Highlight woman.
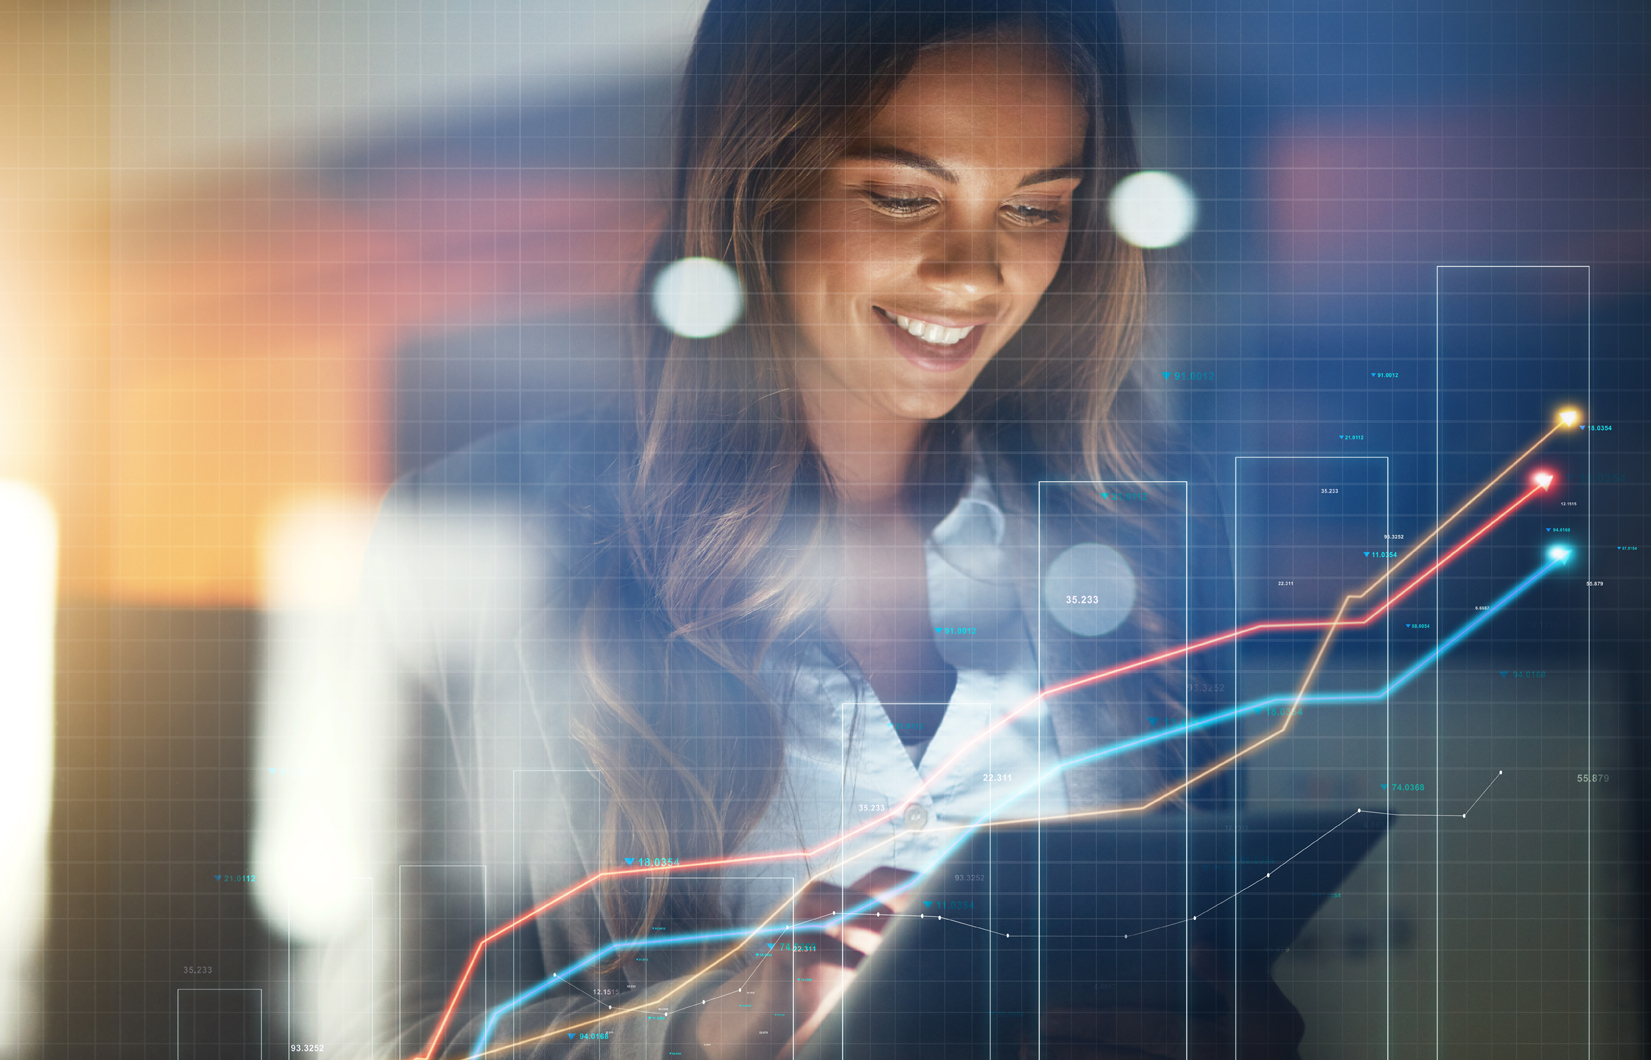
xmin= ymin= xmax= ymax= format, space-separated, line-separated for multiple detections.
xmin=327 ymin=1 xmax=1288 ymax=1057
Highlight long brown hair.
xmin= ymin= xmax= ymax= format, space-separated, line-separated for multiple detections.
xmin=571 ymin=0 xmax=1155 ymax=959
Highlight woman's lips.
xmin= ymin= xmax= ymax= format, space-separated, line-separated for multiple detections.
xmin=873 ymin=306 xmax=988 ymax=371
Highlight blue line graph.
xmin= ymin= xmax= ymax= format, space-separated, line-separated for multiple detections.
xmin=468 ymin=552 xmax=1566 ymax=1057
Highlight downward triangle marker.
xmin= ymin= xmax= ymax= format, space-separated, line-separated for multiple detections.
xmin=623 ymin=858 xmax=634 ymax=865
xmin=766 ymin=942 xmax=775 ymax=949
xmin=1380 ymin=784 xmax=1387 ymax=790
xmin=568 ymin=1032 xmax=576 ymax=1039
xmin=1500 ymin=671 xmax=1508 ymax=678
xmin=214 ymin=875 xmax=221 ymax=881
xmin=923 ymin=901 xmax=932 ymax=908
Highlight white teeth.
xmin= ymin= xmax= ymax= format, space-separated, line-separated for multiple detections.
xmin=890 ymin=313 xmax=974 ymax=346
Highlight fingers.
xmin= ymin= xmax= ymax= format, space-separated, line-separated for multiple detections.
xmin=697 ymin=942 xmax=857 ymax=1059
xmin=795 ymin=874 xmax=908 ymax=958
xmin=849 ymin=865 xmax=920 ymax=913
xmin=782 ymin=961 xmax=856 ymax=1053
xmin=825 ymin=920 xmax=886 ymax=958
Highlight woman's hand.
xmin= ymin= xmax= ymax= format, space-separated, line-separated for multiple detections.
xmin=692 ymin=867 xmax=916 ymax=1059
xmin=1032 ymin=943 xmax=1304 ymax=1060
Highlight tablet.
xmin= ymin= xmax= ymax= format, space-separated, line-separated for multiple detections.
xmin=796 ymin=809 xmax=1390 ymax=1059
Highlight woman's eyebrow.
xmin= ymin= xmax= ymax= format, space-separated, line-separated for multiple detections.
xmin=855 ymin=145 xmax=958 ymax=183
xmin=1016 ymin=165 xmax=1083 ymax=188
xmin=851 ymin=146 xmax=1083 ymax=189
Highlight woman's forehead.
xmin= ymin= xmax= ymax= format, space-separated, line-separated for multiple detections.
xmin=865 ymin=39 xmax=1087 ymax=170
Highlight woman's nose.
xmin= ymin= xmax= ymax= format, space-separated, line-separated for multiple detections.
xmin=917 ymin=217 xmax=1004 ymax=299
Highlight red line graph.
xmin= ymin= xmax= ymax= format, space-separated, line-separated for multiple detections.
xmin=415 ymin=469 xmax=1555 ymax=1059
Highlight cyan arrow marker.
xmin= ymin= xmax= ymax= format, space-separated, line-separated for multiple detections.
xmin=623 ymin=858 xmax=634 ymax=866
xmin=923 ymin=901 xmax=932 ymax=908
xmin=766 ymin=941 xmax=775 ymax=949
xmin=1500 ymin=671 xmax=1508 ymax=678
xmin=1380 ymin=784 xmax=1387 ymax=790
xmin=214 ymin=875 xmax=221 ymax=881
xmin=568 ymin=1032 xmax=576 ymax=1039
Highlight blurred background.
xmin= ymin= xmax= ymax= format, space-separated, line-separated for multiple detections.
xmin=0 ymin=0 xmax=1647 ymax=1056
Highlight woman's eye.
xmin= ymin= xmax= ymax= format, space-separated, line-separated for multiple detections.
xmin=861 ymin=191 xmax=1065 ymax=224
xmin=864 ymin=191 xmax=938 ymax=215
xmin=1004 ymin=203 xmax=1066 ymax=225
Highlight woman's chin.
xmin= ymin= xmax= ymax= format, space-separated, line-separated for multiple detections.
xmin=880 ymin=388 xmax=973 ymax=423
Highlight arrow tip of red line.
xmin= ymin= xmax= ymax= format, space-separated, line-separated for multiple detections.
xmin=1534 ymin=471 xmax=1554 ymax=490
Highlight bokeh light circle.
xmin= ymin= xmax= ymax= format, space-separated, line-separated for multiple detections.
xmin=1043 ymin=542 xmax=1137 ymax=637
xmin=1107 ymin=170 xmax=1198 ymax=249
xmin=651 ymin=256 xmax=744 ymax=338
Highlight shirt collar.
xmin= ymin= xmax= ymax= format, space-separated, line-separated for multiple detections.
xmin=927 ymin=446 xmax=1009 ymax=580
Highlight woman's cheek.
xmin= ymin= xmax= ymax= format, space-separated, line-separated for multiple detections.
xmin=847 ymin=213 xmax=920 ymax=285
xmin=1010 ymin=227 xmax=1071 ymax=296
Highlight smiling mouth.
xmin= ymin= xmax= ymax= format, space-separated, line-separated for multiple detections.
xmin=875 ymin=307 xmax=977 ymax=347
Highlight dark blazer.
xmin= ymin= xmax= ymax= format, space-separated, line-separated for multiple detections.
xmin=314 ymin=414 xmax=1234 ymax=1058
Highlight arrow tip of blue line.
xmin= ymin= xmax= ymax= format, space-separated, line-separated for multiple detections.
xmin=1547 ymin=545 xmax=1572 ymax=562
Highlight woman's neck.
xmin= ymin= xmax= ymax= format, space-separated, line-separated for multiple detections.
xmin=805 ymin=403 xmax=955 ymax=720
xmin=803 ymin=399 xmax=924 ymax=516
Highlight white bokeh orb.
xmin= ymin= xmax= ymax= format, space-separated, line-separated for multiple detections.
xmin=1107 ymin=170 xmax=1198 ymax=249
xmin=651 ymin=256 xmax=744 ymax=339
xmin=1043 ymin=542 xmax=1137 ymax=637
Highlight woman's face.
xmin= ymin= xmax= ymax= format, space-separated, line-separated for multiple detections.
xmin=782 ymin=38 xmax=1087 ymax=427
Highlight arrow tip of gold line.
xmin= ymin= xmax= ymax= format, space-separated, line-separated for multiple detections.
xmin=1559 ymin=409 xmax=1579 ymax=427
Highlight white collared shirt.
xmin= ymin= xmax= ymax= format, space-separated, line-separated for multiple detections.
xmin=726 ymin=459 xmax=1067 ymax=924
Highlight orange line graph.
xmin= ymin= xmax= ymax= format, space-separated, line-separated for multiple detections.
xmin=416 ymin=414 xmax=1572 ymax=1059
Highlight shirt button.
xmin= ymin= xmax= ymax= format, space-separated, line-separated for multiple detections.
xmin=902 ymin=803 xmax=929 ymax=832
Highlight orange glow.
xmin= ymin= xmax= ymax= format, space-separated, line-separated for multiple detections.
xmin=108 ymin=341 xmax=383 ymax=606
xmin=99 ymin=170 xmax=657 ymax=605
